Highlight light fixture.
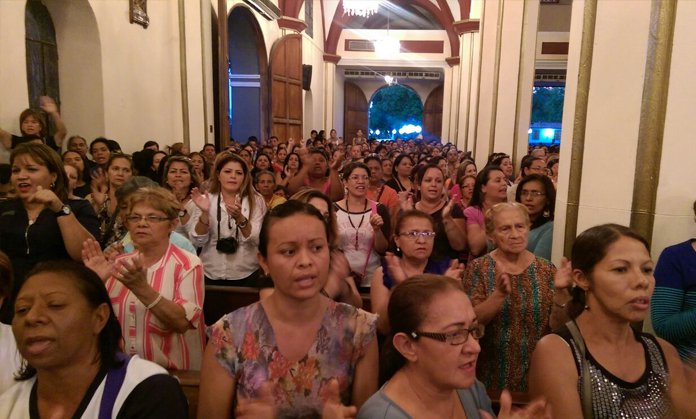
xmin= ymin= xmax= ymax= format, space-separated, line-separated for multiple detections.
xmin=373 ymin=8 xmax=400 ymax=58
xmin=343 ymin=0 xmax=381 ymax=18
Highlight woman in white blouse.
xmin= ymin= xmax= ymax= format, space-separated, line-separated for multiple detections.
xmin=189 ymin=152 xmax=267 ymax=286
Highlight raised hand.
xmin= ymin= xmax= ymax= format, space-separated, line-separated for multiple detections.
xmin=331 ymin=150 xmax=345 ymax=170
xmin=329 ymin=249 xmax=351 ymax=282
xmin=38 ymin=96 xmax=59 ymax=114
xmin=103 ymin=242 xmax=126 ymax=263
xmin=398 ymin=191 xmax=414 ymax=211
xmin=442 ymin=197 xmax=455 ymax=219
xmin=444 ymin=259 xmax=465 ymax=280
xmin=82 ymin=238 xmax=113 ymax=281
xmin=28 ymin=185 xmax=62 ymax=212
xmin=191 ymin=187 xmax=211 ymax=212
xmin=235 ymin=383 xmax=277 ymax=419
xmin=322 ymin=379 xmax=357 ymax=419
xmin=493 ymin=265 xmax=512 ymax=296
xmin=496 ymin=390 xmax=552 ymax=419
xmin=369 ymin=213 xmax=384 ymax=231
xmin=554 ymin=257 xmax=573 ymax=290
xmin=112 ymin=253 xmax=148 ymax=291
xmin=90 ymin=169 xmax=109 ymax=206
xmin=384 ymin=252 xmax=408 ymax=285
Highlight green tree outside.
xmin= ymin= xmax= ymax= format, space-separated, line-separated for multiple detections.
xmin=369 ymin=85 xmax=423 ymax=138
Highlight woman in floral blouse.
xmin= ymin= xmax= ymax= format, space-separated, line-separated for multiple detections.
xmin=198 ymin=200 xmax=378 ymax=418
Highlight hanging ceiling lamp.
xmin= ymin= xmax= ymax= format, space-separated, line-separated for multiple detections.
xmin=343 ymin=0 xmax=381 ymax=18
xmin=374 ymin=7 xmax=400 ymax=58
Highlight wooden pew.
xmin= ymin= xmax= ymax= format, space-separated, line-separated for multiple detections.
xmin=170 ymin=369 xmax=200 ymax=419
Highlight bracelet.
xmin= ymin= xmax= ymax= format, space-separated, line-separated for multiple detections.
xmin=145 ymin=294 xmax=163 ymax=310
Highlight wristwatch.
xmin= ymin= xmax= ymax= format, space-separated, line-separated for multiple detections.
xmin=237 ymin=217 xmax=249 ymax=229
xmin=55 ymin=204 xmax=72 ymax=217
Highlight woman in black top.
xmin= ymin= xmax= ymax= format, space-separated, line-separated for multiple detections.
xmin=0 ymin=96 xmax=67 ymax=152
xmin=0 ymin=144 xmax=99 ymax=323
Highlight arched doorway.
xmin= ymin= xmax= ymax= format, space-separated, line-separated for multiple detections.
xmin=423 ymin=85 xmax=444 ymax=141
xmin=368 ymin=85 xmax=423 ymax=140
xmin=344 ymin=82 xmax=368 ymax=142
xmin=43 ymin=0 xmax=104 ymax=140
xmin=227 ymin=6 xmax=268 ymax=144
xmin=269 ymin=34 xmax=303 ymax=142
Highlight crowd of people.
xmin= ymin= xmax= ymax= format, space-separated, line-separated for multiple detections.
xmin=0 ymin=102 xmax=695 ymax=418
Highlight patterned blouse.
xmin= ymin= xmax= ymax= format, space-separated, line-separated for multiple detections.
xmin=209 ymin=300 xmax=377 ymax=418
xmin=463 ymin=254 xmax=557 ymax=392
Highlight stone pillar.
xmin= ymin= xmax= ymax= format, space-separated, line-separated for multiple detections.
xmin=441 ymin=57 xmax=461 ymax=144
xmin=470 ymin=0 xmax=539 ymax=168
xmin=323 ymin=53 xmax=341 ymax=137
xmin=453 ymin=21 xmax=481 ymax=154
xmin=552 ymin=0 xmax=692 ymax=266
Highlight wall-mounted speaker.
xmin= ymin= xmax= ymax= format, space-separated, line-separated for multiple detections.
xmin=302 ymin=64 xmax=312 ymax=91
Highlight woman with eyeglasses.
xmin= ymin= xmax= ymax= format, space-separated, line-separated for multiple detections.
xmin=359 ymin=274 xmax=550 ymax=419
xmin=514 ymin=174 xmax=555 ymax=260
xmin=82 ymin=187 xmax=205 ymax=370
xmin=463 ymin=202 xmax=570 ymax=392
xmin=334 ymin=162 xmax=390 ymax=289
xmin=371 ymin=211 xmax=464 ymax=334
xmin=410 ymin=164 xmax=468 ymax=265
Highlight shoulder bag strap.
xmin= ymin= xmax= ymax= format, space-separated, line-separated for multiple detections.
xmin=565 ymin=320 xmax=593 ymax=419
xmin=99 ymin=353 xmax=131 ymax=419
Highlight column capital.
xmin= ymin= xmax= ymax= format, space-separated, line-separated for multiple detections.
xmin=323 ymin=53 xmax=341 ymax=64
xmin=453 ymin=19 xmax=480 ymax=34
xmin=446 ymin=56 xmax=461 ymax=67
xmin=277 ymin=16 xmax=307 ymax=32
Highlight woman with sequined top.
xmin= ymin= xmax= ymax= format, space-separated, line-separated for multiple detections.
xmin=529 ymin=224 xmax=696 ymax=418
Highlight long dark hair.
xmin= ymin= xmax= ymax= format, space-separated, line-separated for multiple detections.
xmin=381 ymin=275 xmax=465 ymax=382
xmin=567 ymin=224 xmax=650 ymax=318
xmin=15 ymin=261 xmax=123 ymax=380
xmin=468 ymin=165 xmax=503 ymax=209
xmin=515 ymin=174 xmax=556 ymax=229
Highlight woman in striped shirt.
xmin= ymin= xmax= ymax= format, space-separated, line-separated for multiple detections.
xmin=83 ymin=186 xmax=205 ymax=370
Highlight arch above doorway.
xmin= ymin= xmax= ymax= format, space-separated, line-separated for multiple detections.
xmin=227 ymin=5 xmax=269 ymax=144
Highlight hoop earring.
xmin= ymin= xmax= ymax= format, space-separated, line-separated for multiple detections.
xmin=543 ymin=209 xmax=551 ymax=218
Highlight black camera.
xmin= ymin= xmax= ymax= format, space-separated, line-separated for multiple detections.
xmin=216 ymin=237 xmax=239 ymax=254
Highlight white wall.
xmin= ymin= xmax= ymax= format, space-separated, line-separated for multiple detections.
xmin=652 ymin=0 xmax=696 ymax=259
xmin=0 ymin=2 xmax=29 ymax=162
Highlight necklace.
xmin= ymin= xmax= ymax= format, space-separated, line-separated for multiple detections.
xmin=345 ymin=198 xmax=367 ymax=250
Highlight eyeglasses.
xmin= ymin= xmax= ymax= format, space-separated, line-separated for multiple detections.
xmin=348 ymin=175 xmax=370 ymax=182
xmin=399 ymin=231 xmax=436 ymax=240
xmin=125 ymin=214 xmax=172 ymax=224
xmin=411 ymin=324 xmax=485 ymax=345
xmin=520 ymin=190 xmax=545 ymax=198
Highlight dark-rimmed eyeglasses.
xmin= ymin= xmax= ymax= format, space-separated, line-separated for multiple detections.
xmin=410 ymin=324 xmax=485 ymax=345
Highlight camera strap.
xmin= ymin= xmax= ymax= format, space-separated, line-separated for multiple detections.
xmin=217 ymin=193 xmax=239 ymax=240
